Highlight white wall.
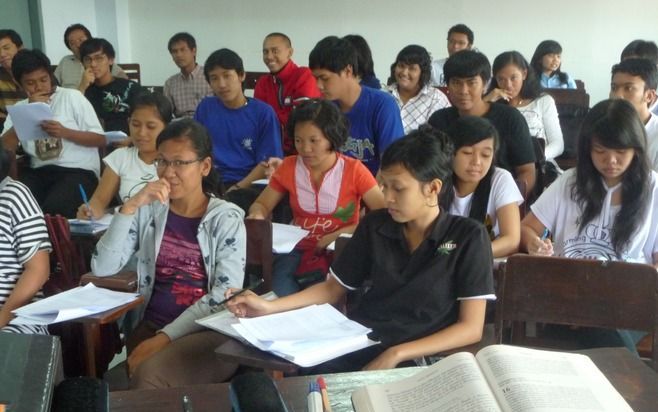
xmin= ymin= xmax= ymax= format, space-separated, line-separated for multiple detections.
xmin=38 ymin=0 xmax=658 ymax=104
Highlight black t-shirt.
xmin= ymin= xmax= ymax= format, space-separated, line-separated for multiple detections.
xmin=85 ymin=78 xmax=142 ymax=134
xmin=331 ymin=209 xmax=494 ymax=347
xmin=428 ymin=104 xmax=536 ymax=173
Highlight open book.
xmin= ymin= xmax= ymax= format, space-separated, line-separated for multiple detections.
xmin=352 ymin=345 xmax=632 ymax=412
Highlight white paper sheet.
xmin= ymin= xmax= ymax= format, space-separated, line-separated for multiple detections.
xmin=68 ymin=213 xmax=114 ymax=234
xmin=7 ymin=102 xmax=53 ymax=141
xmin=272 ymin=222 xmax=309 ymax=253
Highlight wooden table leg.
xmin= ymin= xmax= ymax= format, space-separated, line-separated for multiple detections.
xmin=82 ymin=322 xmax=101 ymax=378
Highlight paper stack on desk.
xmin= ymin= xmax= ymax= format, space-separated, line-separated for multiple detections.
xmin=68 ymin=213 xmax=114 ymax=234
xmin=272 ymin=223 xmax=309 ymax=253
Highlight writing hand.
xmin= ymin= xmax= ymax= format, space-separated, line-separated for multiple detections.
xmin=529 ymin=237 xmax=554 ymax=256
xmin=225 ymin=289 xmax=272 ymax=318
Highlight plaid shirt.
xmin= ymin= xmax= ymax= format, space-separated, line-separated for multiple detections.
xmin=387 ymin=84 xmax=451 ymax=134
xmin=163 ymin=64 xmax=212 ymax=118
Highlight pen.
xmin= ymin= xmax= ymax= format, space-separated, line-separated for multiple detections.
xmin=317 ymin=376 xmax=332 ymax=412
xmin=78 ymin=184 xmax=94 ymax=223
xmin=218 ymin=278 xmax=264 ymax=307
xmin=182 ymin=395 xmax=193 ymax=412
xmin=307 ymin=382 xmax=323 ymax=412
xmin=540 ymin=228 xmax=550 ymax=240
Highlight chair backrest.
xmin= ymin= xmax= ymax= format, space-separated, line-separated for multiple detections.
xmin=244 ymin=219 xmax=274 ymax=293
xmin=243 ymin=71 xmax=268 ymax=91
xmin=543 ymin=88 xmax=590 ymax=167
xmin=43 ymin=214 xmax=87 ymax=296
xmin=495 ymin=254 xmax=658 ymax=369
xmin=119 ymin=63 xmax=141 ymax=84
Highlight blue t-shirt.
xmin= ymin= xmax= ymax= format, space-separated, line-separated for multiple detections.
xmin=341 ymin=86 xmax=404 ymax=175
xmin=194 ymin=96 xmax=283 ymax=183
xmin=540 ymin=72 xmax=577 ymax=89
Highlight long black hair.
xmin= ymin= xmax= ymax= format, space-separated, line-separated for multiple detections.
xmin=572 ymin=99 xmax=650 ymax=257
xmin=440 ymin=116 xmax=499 ymax=222
xmin=489 ymin=51 xmax=542 ymax=101
xmin=530 ymin=40 xmax=569 ymax=85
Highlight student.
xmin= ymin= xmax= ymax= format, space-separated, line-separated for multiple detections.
xmin=610 ymin=58 xmax=658 ymax=172
xmin=1 ymin=49 xmax=105 ymax=218
xmin=530 ymin=40 xmax=577 ymax=89
xmin=194 ymin=48 xmax=283 ymax=191
xmin=428 ymin=50 xmax=537 ymax=195
xmin=521 ymin=99 xmax=658 ymax=353
xmin=80 ymin=38 xmax=143 ymax=136
xmin=309 ymin=36 xmax=404 ymax=176
xmin=228 ymin=127 xmax=494 ymax=373
xmin=163 ymin=32 xmax=212 ymax=118
xmin=0 ymin=147 xmax=51 ymax=335
xmin=77 ymin=92 xmax=172 ymax=219
xmin=54 ymin=23 xmax=127 ymax=91
xmin=486 ymin=51 xmax=564 ymax=163
xmin=254 ymin=32 xmax=321 ymax=155
xmin=430 ymin=24 xmax=474 ymax=87
xmin=440 ymin=116 xmax=522 ymax=258
xmin=0 ymin=29 xmax=26 ymax=128
xmin=343 ymin=34 xmax=381 ymax=89
xmin=620 ymin=40 xmax=658 ymax=117
xmin=248 ymin=99 xmax=385 ymax=296
xmin=91 ymin=118 xmax=245 ymax=388
xmin=386 ymin=45 xmax=451 ymax=134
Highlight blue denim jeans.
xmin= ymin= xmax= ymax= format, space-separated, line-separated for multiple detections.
xmin=272 ymin=249 xmax=303 ymax=297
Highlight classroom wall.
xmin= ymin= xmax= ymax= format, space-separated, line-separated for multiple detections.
xmin=34 ymin=0 xmax=658 ymax=104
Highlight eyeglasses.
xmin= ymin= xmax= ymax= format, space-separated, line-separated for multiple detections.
xmin=154 ymin=158 xmax=202 ymax=170
xmin=82 ymin=54 xmax=107 ymax=65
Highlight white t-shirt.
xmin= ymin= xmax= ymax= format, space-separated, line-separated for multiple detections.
xmin=644 ymin=113 xmax=658 ymax=172
xmin=517 ymin=94 xmax=564 ymax=161
xmin=2 ymin=87 xmax=103 ymax=176
xmin=531 ymin=168 xmax=658 ymax=264
xmin=449 ymin=167 xmax=523 ymax=238
xmin=103 ymin=146 xmax=158 ymax=202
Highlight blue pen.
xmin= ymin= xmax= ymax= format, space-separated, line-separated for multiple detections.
xmin=540 ymin=228 xmax=550 ymax=240
xmin=78 ymin=184 xmax=94 ymax=224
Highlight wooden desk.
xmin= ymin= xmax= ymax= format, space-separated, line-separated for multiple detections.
xmin=110 ymin=347 xmax=658 ymax=412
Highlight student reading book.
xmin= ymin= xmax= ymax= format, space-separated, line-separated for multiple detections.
xmin=351 ymin=345 xmax=632 ymax=412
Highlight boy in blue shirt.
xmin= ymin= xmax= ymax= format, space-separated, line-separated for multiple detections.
xmin=195 ymin=49 xmax=282 ymax=190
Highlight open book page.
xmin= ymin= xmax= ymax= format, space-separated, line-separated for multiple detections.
xmin=476 ymin=345 xmax=633 ymax=412
xmin=352 ymin=352 xmax=501 ymax=412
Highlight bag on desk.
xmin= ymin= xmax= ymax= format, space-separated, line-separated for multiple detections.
xmin=229 ymin=372 xmax=288 ymax=412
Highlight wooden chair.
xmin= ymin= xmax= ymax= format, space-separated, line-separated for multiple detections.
xmin=119 ymin=63 xmax=141 ymax=84
xmin=244 ymin=218 xmax=274 ymax=293
xmin=544 ymin=88 xmax=590 ymax=170
xmin=243 ymin=71 xmax=268 ymax=91
xmin=495 ymin=254 xmax=658 ymax=371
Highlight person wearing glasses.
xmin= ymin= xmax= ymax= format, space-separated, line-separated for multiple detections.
xmin=80 ymin=38 xmax=143 ymax=138
xmin=92 ymin=118 xmax=246 ymax=389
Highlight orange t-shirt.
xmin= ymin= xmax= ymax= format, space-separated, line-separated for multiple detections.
xmin=269 ymin=154 xmax=377 ymax=250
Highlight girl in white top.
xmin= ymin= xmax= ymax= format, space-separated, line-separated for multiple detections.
xmin=77 ymin=92 xmax=172 ymax=219
xmin=522 ymin=99 xmax=658 ymax=267
xmin=485 ymin=51 xmax=564 ymax=162
xmin=441 ymin=116 xmax=523 ymax=258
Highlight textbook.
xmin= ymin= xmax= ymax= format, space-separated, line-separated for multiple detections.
xmin=351 ymin=345 xmax=632 ymax=412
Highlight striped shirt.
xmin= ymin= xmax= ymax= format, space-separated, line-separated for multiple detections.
xmin=163 ymin=64 xmax=213 ymax=118
xmin=0 ymin=177 xmax=51 ymax=334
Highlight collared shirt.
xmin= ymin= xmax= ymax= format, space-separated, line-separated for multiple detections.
xmin=0 ymin=68 xmax=26 ymax=126
xmin=330 ymin=209 xmax=494 ymax=347
xmin=387 ymin=84 xmax=451 ymax=134
xmin=164 ymin=64 xmax=212 ymax=118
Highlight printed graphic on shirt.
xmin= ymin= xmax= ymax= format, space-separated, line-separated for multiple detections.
xmin=124 ymin=173 xmax=156 ymax=202
xmin=341 ymin=136 xmax=375 ymax=160
xmin=34 ymin=137 xmax=62 ymax=160
xmin=333 ymin=201 xmax=356 ymax=223
xmin=560 ymin=222 xmax=619 ymax=260
xmin=241 ymin=137 xmax=254 ymax=152
xmin=156 ymin=228 xmax=206 ymax=306
xmin=101 ymin=82 xmax=135 ymax=113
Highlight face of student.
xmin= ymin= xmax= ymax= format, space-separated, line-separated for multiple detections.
xmin=67 ymin=29 xmax=89 ymax=59
xmin=156 ymin=138 xmax=211 ymax=200
xmin=169 ymin=41 xmax=196 ymax=71
xmin=0 ymin=37 xmax=20 ymax=71
xmin=294 ymin=121 xmax=334 ymax=169
xmin=590 ymin=139 xmax=635 ymax=187
xmin=262 ymin=36 xmax=292 ymax=74
xmin=447 ymin=76 xmax=485 ymax=113
xmin=494 ymin=63 xmax=526 ymax=100
xmin=19 ymin=68 xmax=53 ymax=97
xmin=312 ymin=68 xmax=350 ymax=100
xmin=453 ymin=138 xmax=495 ymax=185
xmin=610 ymin=72 xmax=655 ymax=117
xmin=129 ymin=106 xmax=166 ymax=154
xmin=380 ymin=163 xmax=441 ymax=224
xmin=394 ymin=62 xmax=422 ymax=94
xmin=82 ymin=49 xmax=114 ymax=83
xmin=447 ymin=33 xmax=471 ymax=56
xmin=207 ymin=66 xmax=245 ymax=107
xmin=541 ymin=53 xmax=561 ymax=74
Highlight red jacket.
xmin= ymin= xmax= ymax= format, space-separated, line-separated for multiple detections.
xmin=254 ymin=60 xmax=321 ymax=154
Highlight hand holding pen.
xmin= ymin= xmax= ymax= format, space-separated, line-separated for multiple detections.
xmin=225 ymin=279 xmax=274 ymax=318
xmin=531 ymin=228 xmax=554 ymax=256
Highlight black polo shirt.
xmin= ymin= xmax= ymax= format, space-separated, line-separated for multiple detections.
xmin=331 ymin=209 xmax=494 ymax=347
xmin=428 ymin=104 xmax=536 ymax=173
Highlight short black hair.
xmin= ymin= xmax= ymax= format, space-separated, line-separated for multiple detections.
xmin=444 ymin=49 xmax=491 ymax=84
xmin=167 ymin=32 xmax=197 ymax=52
xmin=388 ymin=44 xmax=432 ymax=88
xmin=11 ymin=49 xmax=52 ymax=83
xmin=308 ymin=36 xmax=358 ymax=75
xmin=287 ymin=99 xmax=349 ymax=151
xmin=620 ymin=40 xmax=658 ymax=65
xmin=447 ymin=24 xmax=474 ymax=46
xmin=63 ymin=24 xmax=91 ymax=49
xmin=0 ymin=29 xmax=23 ymax=48
xmin=203 ymin=48 xmax=244 ymax=82
xmin=79 ymin=38 xmax=116 ymax=61
xmin=131 ymin=91 xmax=174 ymax=124
xmin=265 ymin=32 xmax=291 ymax=48
xmin=343 ymin=34 xmax=375 ymax=78
xmin=611 ymin=58 xmax=658 ymax=91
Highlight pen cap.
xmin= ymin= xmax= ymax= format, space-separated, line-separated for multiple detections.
xmin=229 ymin=372 xmax=289 ymax=412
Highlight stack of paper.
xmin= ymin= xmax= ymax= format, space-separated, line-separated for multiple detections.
xmin=272 ymin=223 xmax=309 ymax=253
xmin=68 ymin=213 xmax=114 ymax=235
xmin=201 ymin=303 xmax=377 ymax=367
xmin=11 ymin=283 xmax=139 ymax=325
